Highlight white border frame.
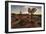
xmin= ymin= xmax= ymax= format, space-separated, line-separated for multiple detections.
xmin=8 ymin=2 xmax=44 ymax=32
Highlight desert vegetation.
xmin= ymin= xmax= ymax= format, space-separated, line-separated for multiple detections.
xmin=11 ymin=14 xmax=41 ymax=28
xmin=11 ymin=8 xmax=41 ymax=28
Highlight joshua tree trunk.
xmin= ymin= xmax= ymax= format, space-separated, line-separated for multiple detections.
xmin=28 ymin=12 xmax=33 ymax=23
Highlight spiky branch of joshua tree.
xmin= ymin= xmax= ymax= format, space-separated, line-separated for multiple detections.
xmin=28 ymin=8 xmax=37 ymax=15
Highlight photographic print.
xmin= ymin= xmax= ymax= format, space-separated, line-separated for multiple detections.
xmin=11 ymin=5 xmax=41 ymax=28
xmin=5 ymin=1 xmax=45 ymax=33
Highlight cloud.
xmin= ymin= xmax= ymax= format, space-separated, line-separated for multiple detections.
xmin=11 ymin=5 xmax=41 ymax=14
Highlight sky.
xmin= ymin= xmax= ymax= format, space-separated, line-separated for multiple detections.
xmin=11 ymin=5 xmax=41 ymax=14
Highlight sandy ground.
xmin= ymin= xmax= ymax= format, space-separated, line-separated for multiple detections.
xmin=11 ymin=13 xmax=41 ymax=28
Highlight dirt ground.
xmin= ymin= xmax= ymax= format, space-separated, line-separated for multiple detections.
xmin=11 ymin=13 xmax=41 ymax=28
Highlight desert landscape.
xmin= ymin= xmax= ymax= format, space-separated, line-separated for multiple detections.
xmin=11 ymin=5 xmax=41 ymax=28
xmin=11 ymin=13 xmax=41 ymax=28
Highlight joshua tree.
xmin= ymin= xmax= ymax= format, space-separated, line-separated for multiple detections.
xmin=28 ymin=8 xmax=37 ymax=23
xmin=28 ymin=8 xmax=37 ymax=15
xmin=20 ymin=10 xmax=22 ymax=14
